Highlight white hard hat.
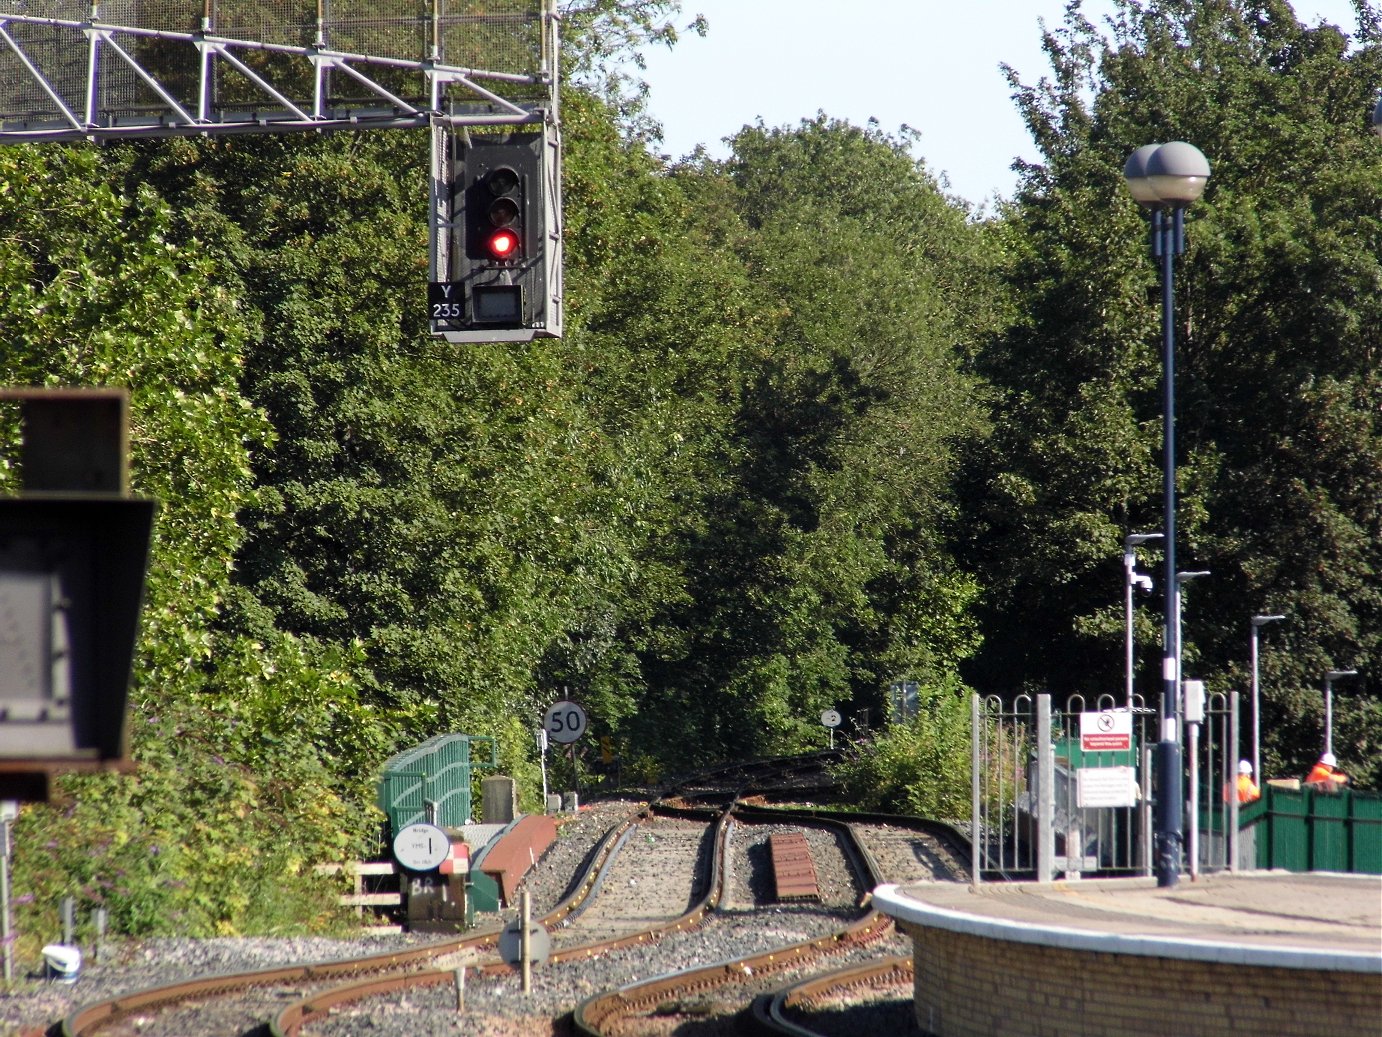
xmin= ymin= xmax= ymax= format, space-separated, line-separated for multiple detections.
xmin=1321 ymin=752 xmax=1337 ymax=767
xmin=1238 ymin=760 xmax=1253 ymax=775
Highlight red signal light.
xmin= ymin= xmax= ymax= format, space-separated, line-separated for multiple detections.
xmin=486 ymin=227 xmax=520 ymax=261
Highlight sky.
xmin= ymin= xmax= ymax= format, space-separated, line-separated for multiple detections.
xmin=634 ymin=1 xmax=1364 ymax=209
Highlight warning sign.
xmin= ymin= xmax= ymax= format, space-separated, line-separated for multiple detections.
xmin=1080 ymin=711 xmax=1132 ymax=752
xmin=1077 ymin=766 xmax=1138 ymax=808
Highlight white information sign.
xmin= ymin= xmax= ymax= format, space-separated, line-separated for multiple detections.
xmin=820 ymin=709 xmax=842 ymax=729
xmin=1076 ymin=766 xmax=1138 ymax=808
xmin=543 ymin=699 xmax=588 ymax=744
xmin=392 ymin=822 xmax=451 ymax=871
xmin=1080 ymin=710 xmax=1132 ymax=752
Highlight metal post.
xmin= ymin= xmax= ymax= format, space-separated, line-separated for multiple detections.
xmin=520 ymin=887 xmax=532 ymax=993
xmin=1326 ymin=679 xmax=1333 ymax=756
xmin=971 ymin=692 xmax=982 ymax=888
xmin=537 ymin=727 xmax=549 ymax=805
xmin=1323 ymin=670 xmax=1357 ymax=757
xmin=1037 ymin=694 xmax=1054 ymax=882
xmin=1228 ymin=691 xmax=1240 ymax=873
xmin=61 ymin=896 xmax=75 ymax=946
xmin=1125 ymin=549 xmax=1136 ymax=711
xmin=1140 ymin=745 xmax=1154 ymax=876
xmin=0 ymin=813 xmax=11 ymax=984
xmin=1154 ymin=207 xmax=1184 ymax=888
xmin=1184 ymin=679 xmax=1204 ymax=879
xmin=1250 ymin=622 xmax=1262 ymax=781
xmin=1250 ymin=615 xmax=1284 ymax=782
xmin=1123 ymin=533 xmax=1161 ymax=713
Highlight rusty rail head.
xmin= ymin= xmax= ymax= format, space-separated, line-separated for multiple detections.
xmin=58 ymin=803 xmax=650 ymax=1037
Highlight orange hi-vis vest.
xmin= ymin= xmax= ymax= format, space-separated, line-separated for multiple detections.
xmin=1305 ymin=763 xmax=1347 ymax=787
xmin=1235 ymin=774 xmax=1260 ymax=803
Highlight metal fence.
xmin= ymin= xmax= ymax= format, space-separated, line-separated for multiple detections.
xmin=376 ymin=732 xmax=498 ymax=834
xmin=1240 ymin=785 xmax=1382 ymax=873
xmin=971 ymin=691 xmax=1242 ymax=882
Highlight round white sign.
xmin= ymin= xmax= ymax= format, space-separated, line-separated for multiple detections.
xmin=821 ymin=709 xmax=842 ymax=729
xmin=392 ymin=822 xmax=451 ymax=872
xmin=543 ymin=699 xmax=588 ymax=744
xmin=498 ymin=917 xmax=552 ymax=965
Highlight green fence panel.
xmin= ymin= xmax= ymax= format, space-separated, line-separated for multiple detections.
xmin=1244 ymin=786 xmax=1382 ymax=873
xmin=1309 ymin=791 xmax=1350 ymax=871
xmin=1264 ymin=787 xmax=1309 ymax=871
xmin=376 ymin=733 xmax=499 ymax=833
xmin=1350 ymin=793 xmax=1382 ymax=874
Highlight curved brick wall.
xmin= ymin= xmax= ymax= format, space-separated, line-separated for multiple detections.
xmin=876 ymin=880 xmax=1382 ymax=1037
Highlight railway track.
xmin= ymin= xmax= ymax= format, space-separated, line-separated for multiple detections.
xmin=571 ymin=805 xmax=966 ymax=1037
xmin=20 ymin=754 xmax=970 ymax=1037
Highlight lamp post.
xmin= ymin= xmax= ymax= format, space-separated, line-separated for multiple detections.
xmin=1175 ymin=569 xmax=1209 ymax=880
xmin=1323 ymin=669 xmax=1358 ymax=758
xmin=1124 ymin=533 xmax=1163 ymax=711
xmin=1124 ymin=140 xmax=1211 ymax=888
xmin=1250 ymin=614 xmax=1286 ymax=781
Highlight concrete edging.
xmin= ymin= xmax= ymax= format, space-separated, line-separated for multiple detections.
xmin=872 ymin=881 xmax=1382 ymax=974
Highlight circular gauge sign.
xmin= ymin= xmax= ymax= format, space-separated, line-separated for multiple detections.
xmin=392 ymin=822 xmax=451 ymax=872
xmin=821 ymin=709 xmax=842 ymax=729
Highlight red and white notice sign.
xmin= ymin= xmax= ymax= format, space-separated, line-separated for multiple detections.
xmin=1080 ymin=710 xmax=1132 ymax=752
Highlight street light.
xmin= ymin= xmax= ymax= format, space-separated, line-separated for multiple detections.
xmin=1124 ymin=533 xmax=1163 ymax=711
xmin=1124 ymin=140 xmax=1211 ymax=888
xmin=1323 ymin=669 xmax=1358 ymax=758
xmin=1250 ymin=614 xmax=1286 ymax=781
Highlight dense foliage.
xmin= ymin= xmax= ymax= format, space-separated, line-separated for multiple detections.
xmin=960 ymin=0 xmax=1382 ymax=783
xmin=0 ymin=0 xmax=1377 ymax=951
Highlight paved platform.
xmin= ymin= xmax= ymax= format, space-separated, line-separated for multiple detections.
xmin=877 ymin=871 xmax=1382 ymax=966
xmin=874 ymin=873 xmax=1381 ymax=1037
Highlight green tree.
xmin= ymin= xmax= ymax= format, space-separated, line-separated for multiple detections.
xmin=0 ymin=142 xmax=378 ymax=942
xmin=606 ymin=117 xmax=995 ymax=763
xmin=963 ymin=0 xmax=1382 ymax=785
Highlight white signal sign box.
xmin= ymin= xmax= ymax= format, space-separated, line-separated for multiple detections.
xmin=393 ymin=822 xmax=451 ymax=872
xmin=1080 ymin=710 xmax=1132 ymax=753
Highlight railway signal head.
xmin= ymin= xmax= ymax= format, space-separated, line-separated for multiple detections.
xmin=437 ymin=127 xmax=563 ymax=342
xmin=479 ymin=165 xmax=523 ymax=263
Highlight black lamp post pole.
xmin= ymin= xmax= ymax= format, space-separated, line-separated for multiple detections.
xmin=1124 ymin=141 xmax=1210 ymax=890
xmin=1153 ymin=205 xmax=1184 ymax=888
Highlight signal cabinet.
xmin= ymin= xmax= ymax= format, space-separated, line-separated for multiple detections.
xmin=433 ymin=125 xmax=563 ymax=343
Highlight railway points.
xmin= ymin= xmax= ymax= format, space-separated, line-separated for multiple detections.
xmin=24 ymin=751 xmax=1372 ymax=1037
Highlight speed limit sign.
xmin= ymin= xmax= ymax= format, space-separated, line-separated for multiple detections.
xmin=543 ymin=700 xmax=588 ymax=744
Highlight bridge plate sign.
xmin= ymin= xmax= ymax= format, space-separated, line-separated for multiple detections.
xmin=1080 ymin=710 xmax=1132 ymax=752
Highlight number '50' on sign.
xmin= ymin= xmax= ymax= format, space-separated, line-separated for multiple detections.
xmin=543 ymin=700 xmax=587 ymax=744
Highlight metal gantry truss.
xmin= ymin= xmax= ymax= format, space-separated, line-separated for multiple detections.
xmin=0 ymin=2 xmax=562 ymax=342
xmin=0 ymin=1 xmax=557 ymax=141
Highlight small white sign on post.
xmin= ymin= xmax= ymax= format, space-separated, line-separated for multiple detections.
xmin=1076 ymin=765 xmax=1138 ymax=808
xmin=821 ymin=709 xmax=842 ymax=748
